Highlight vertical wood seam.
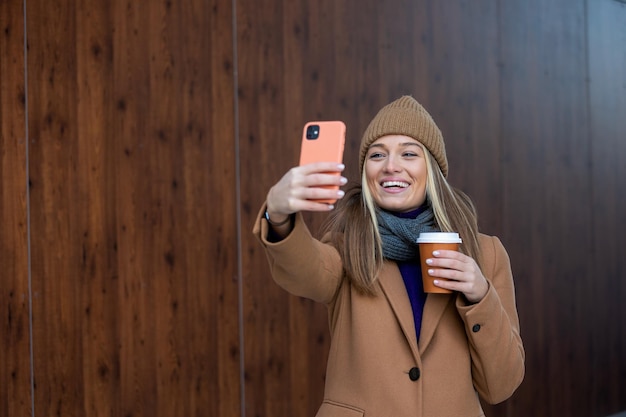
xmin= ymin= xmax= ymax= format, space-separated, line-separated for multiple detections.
xmin=232 ymin=0 xmax=246 ymax=416
xmin=22 ymin=0 xmax=35 ymax=416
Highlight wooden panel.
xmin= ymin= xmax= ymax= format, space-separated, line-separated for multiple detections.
xmin=423 ymin=1 xmax=503 ymax=237
xmin=588 ymin=1 xmax=626 ymax=415
xmin=237 ymin=2 xmax=332 ymax=414
xmin=26 ymin=1 xmax=89 ymax=412
xmin=0 ymin=1 xmax=33 ymax=416
xmin=499 ymin=1 xmax=594 ymax=416
xmin=26 ymin=0 xmax=240 ymax=416
xmin=237 ymin=1 xmax=378 ymax=415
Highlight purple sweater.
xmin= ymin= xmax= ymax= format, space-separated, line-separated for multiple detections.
xmin=394 ymin=207 xmax=427 ymax=341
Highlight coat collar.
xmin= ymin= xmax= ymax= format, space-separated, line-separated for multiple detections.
xmin=378 ymin=261 xmax=453 ymax=357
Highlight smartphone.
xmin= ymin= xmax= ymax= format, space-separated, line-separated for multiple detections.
xmin=299 ymin=120 xmax=346 ymax=204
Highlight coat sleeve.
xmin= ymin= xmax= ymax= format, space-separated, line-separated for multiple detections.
xmin=455 ymin=235 xmax=525 ymax=404
xmin=252 ymin=205 xmax=343 ymax=304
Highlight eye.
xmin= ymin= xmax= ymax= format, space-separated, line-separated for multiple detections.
xmin=368 ymin=151 xmax=385 ymax=159
xmin=403 ymin=151 xmax=418 ymax=157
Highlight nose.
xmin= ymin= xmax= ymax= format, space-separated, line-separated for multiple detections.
xmin=383 ymin=154 xmax=401 ymax=172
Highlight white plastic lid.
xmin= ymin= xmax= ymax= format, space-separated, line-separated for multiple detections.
xmin=416 ymin=232 xmax=462 ymax=243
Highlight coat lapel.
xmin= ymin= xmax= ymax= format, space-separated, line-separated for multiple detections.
xmin=418 ymin=293 xmax=453 ymax=353
xmin=378 ymin=262 xmax=420 ymax=359
xmin=378 ymin=261 xmax=454 ymax=357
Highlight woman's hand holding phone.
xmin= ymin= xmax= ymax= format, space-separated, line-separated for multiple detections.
xmin=265 ymin=120 xmax=347 ymax=234
xmin=266 ymin=162 xmax=347 ymax=221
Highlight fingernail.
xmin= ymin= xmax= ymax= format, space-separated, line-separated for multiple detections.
xmin=337 ymin=190 xmax=345 ymax=197
xmin=432 ymin=251 xmax=440 ymax=256
xmin=425 ymin=258 xmax=433 ymax=265
xmin=340 ymin=177 xmax=348 ymax=185
xmin=428 ymin=269 xmax=435 ymax=276
xmin=338 ymin=164 xmax=345 ymax=170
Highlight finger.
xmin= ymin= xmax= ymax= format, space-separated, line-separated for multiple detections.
xmin=300 ymin=187 xmax=345 ymax=201
xmin=425 ymin=257 xmax=465 ymax=273
xmin=432 ymin=249 xmax=467 ymax=260
xmin=433 ymin=278 xmax=471 ymax=293
xmin=301 ymin=173 xmax=348 ymax=188
xmin=299 ymin=162 xmax=345 ymax=175
xmin=432 ymin=278 xmax=457 ymax=291
xmin=289 ymin=198 xmax=338 ymax=212
xmin=427 ymin=267 xmax=466 ymax=283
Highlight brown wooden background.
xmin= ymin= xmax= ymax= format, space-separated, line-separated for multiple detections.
xmin=1 ymin=0 xmax=625 ymax=416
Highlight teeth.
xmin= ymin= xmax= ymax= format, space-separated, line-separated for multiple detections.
xmin=382 ymin=181 xmax=409 ymax=188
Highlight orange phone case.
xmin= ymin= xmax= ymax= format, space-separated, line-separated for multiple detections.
xmin=299 ymin=120 xmax=346 ymax=204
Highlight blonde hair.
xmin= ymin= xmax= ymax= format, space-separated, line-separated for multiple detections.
xmin=423 ymin=148 xmax=481 ymax=264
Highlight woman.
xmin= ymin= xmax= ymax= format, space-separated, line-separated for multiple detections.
xmin=253 ymin=96 xmax=525 ymax=417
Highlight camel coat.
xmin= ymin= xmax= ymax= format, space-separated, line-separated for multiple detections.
xmin=253 ymin=209 xmax=525 ymax=417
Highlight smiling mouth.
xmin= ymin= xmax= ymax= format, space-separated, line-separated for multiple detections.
xmin=382 ymin=181 xmax=409 ymax=189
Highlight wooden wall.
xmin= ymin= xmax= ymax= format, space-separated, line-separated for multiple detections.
xmin=2 ymin=0 xmax=241 ymax=416
xmin=1 ymin=0 xmax=624 ymax=416
xmin=1 ymin=1 xmax=31 ymax=416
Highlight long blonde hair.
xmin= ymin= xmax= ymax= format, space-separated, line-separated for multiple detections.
xmin=321 ymin=146 xmax=481 ymax=295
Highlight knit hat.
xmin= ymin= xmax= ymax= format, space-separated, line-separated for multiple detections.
xmin=359 ymin=96 xmax=448 ymax=177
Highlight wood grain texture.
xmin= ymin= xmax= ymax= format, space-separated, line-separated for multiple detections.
xmin=25 ymin=0 xmax=240 ymax=416
xmin=1 ymin=0 xmax=624 ymax=416
xmin=499 ymin=0 xmax=601 ymax=416
xmin=588 ymin=1 xmax=626 ymax=415
xmin=237 ymin=1 xmax=355 ymax=415
xmin=424 ymin=1 xmax=504 ymax=237
xmin=0 ymin=0 xmax=32 ymax=416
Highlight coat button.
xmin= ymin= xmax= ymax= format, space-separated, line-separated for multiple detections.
xmin=472 ymin=324 xmax=481 ymax=333
xmin=409 ymin=367 xmax=420 ymax=381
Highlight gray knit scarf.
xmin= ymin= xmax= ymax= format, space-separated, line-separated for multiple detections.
xmin=376 ymin=204 xmax=438 ymax=261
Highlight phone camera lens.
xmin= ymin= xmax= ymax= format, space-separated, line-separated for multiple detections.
xmin=306 ymin=125 xmax=320 ymax=140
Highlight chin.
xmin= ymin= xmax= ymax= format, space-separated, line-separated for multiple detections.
xmin=378 ymin=202 xmax=413 ymax=212
xmin=377 ymin=198 xmax=424 ymax=213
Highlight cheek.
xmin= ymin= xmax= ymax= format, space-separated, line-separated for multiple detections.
xmin=363 ymin=169 xmax=383 ymax=204
xmin=409 ymin=184 xmax=428 ymax=208
xmin=365 ymin=178 xmax=380 ymax=201
xmin=412 ymin=167 xmax=428 ymax=195
xmin=364 ymin=164 xmax=378 ymax=187
xmin=415 ymin=187 xmax=427 ymax=202
xmin=412 ymin=164 xmax=428 ymax=184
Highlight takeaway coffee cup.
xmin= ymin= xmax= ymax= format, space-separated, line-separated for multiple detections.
xmin=417 ymin=232 xmax=462 ymax=293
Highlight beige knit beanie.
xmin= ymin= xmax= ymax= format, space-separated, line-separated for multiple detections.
xmin=359 ymin=96 xmax=448 ymax=177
